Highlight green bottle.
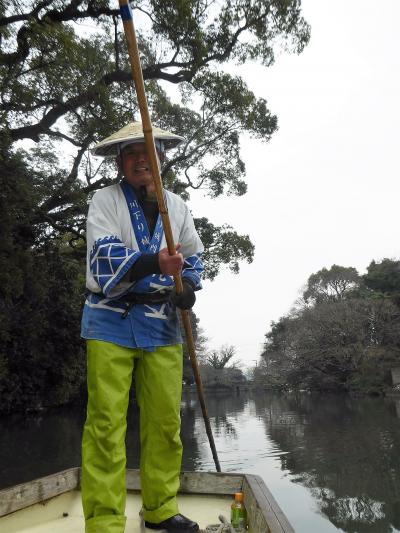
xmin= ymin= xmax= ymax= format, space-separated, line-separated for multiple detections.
xmin=231 ymin=492 xmax=247 ymax=531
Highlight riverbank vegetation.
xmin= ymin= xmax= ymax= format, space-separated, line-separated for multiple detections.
xmin=197 ymin=344 xmax=246 ymax=390
xmin=182 ymin=323 xmax=246 ymax=390
xmin=256 ymin=261 xmax=400 ymax=395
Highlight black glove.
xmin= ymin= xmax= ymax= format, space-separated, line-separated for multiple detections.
xmin=170 ymin=280 xmax=196 ymax=310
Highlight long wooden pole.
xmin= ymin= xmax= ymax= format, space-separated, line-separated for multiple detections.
xmin=118 ymin=0 xmax=221 ymax=473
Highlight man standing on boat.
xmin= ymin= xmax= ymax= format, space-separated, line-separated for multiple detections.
xmin=80 ymin=122 xmax=203 ymax=533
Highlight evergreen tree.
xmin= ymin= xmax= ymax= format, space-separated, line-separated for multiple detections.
xmin=0 ymin=146 xmax=85 ymax=413
xmin=0 ymin=0 xmax=310 ymax=411
xmin=1 ymin=0 xmax=310 ymax=275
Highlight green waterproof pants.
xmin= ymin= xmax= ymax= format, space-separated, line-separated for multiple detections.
xmin=81 ymin=340 xmax=183 ymax=533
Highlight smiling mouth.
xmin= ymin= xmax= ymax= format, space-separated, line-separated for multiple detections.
xmin=135 ymin=166 xmax=150 ymax=172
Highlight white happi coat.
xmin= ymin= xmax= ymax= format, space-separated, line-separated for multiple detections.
xmin=81 ymin=180 xmax=204 ymax=351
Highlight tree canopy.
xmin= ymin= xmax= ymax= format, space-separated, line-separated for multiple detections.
xmin=364 ymin=259 xmax=400 ymax=305
xmin=303 ymin=264 xmax=361 ymax=304
xmin=206 ymin=344 xmax=237 ymax=369
xmin=1 ymin=0 xmax=310 ymax=274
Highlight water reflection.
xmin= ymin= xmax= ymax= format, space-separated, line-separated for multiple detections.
xmin=270 ymin=396 xmax=400 ymax=533
xmin=254 ymin=394 xmax=400 ymax=532
xmin=0 ymin=408 xmax=86 ymax=487
xmin=396 ymin=400 xmax=400 ymax=420
xmin=0 ymin=395 xmax=204 ymax=489
xmin=1 ymin=392 xmax=400 ymax=532
xmin=191 ymin=392 xmax=400 ymax=532
xmin=180 ymin=391 xmax=203 ymax=471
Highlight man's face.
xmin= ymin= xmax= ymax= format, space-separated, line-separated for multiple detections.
xmin=118 ymin=142 xmax=163 ymax=189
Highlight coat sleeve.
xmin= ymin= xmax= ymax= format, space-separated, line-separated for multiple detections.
xmin=178 ymin=203 xmax=204 ymax=290
xmin=87 ymin=190 xmax=142 ymax=297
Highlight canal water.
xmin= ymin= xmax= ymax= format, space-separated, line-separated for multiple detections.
xmin=1 ymin=391 xmax=400 ymax=532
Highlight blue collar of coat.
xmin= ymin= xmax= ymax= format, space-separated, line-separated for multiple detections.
xmin=120 ymin=179 xmax=164 ymax=254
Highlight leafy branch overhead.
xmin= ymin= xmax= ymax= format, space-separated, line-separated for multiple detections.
xmin=1 ymin=0 xmax=310 ymax=277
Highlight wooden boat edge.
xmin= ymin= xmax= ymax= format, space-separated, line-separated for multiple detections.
xmin=0 ymin=468 xmax=80 ymax=518
xmin=244 ymin=474 xmax=294 ymax=533
xmin=0 ymin=468 xmax=294 ymax=533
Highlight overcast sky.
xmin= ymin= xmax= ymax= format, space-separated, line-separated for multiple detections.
xmin=187 ymin=0 xmax=400 ymax=367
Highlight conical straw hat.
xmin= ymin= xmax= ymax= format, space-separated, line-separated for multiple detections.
xmin=92 ymin=121 xmax=185 ymax=158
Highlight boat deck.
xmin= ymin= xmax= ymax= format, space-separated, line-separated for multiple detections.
xmin=0 ymin=490 xmax=233 ymax=533
xmin=0 ymin=469 xmax=295 ymax=532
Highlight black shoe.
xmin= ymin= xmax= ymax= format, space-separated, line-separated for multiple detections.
xmin=145 ymin=513 xmax=199 ymax=532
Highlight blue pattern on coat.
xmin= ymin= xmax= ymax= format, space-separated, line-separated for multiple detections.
xmin=82 ymin=181 xmax=204 ymax=351
xmin=90 ymin=236 xmax=140 ymax=296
